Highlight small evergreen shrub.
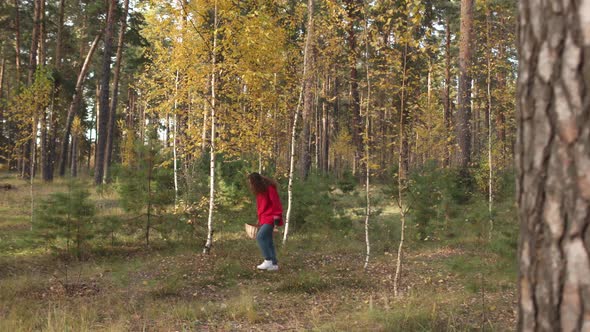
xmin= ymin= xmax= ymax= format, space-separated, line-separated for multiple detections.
xmin=337 ymin=170 xmax=357 ymax=193
xmin=404 ymin=161 xmax=469 ymax=239
xmin=34 ymin=180 xmax=95 ymax=259
xmin=289 ymin=175 xmax=335 ymax=231
xmin=115 ymin=132 xmax=174 ymax=245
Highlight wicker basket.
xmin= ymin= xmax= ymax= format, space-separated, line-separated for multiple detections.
xmin=245 ymin=223 xmax=259 ymax=239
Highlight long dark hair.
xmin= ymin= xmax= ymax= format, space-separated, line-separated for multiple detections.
xmin=248 ymin=172 xmax=277 ymax=195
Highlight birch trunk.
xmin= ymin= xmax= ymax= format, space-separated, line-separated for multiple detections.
xmin=363 ymin=16 xmax=371 ymax=270
xmin=203 ymin=0 xmax=217 ymax=254
xmin=23 ymin=0 xmax=40 ymax=179
xmin=517 ymin=1 xmax=590 ymax=329
xmin=486 ymin=5 xmax=493 ymax=240
xmin=393 ymin=41 xmax=409 ymax=298
xmin=173 ymin=71 xmax=179 ymax=207
xmin=0 ymin=58 xmax=4 ymax=131
xmin=283 ymin=0 xmax=314 ymax=245
xmin=444 ymin=16 xmax=452 ymax=167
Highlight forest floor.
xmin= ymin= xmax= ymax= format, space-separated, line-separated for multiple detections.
xmin=0 ymin=173 xmax=518 ymax=331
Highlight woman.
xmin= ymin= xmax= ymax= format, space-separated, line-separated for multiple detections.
xmin=248 ymin=172 xmax=283 ymax=271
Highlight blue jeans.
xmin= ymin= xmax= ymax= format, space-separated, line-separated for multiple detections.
xmin=256 ymin=224 xmax=277 ymax=265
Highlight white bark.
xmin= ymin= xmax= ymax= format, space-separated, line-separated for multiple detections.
xmin=283 ymin=0 xmax=313 ymax=245
xmin=30 ymin=121 xmax=36 ymax=231
xmin=393 ymin=41 xmax=409 ymax=297
xmin=283 ymin=89 xmax=303 ymax=245
xmin=203 ymin=0 xmax=217 ymax=254
xmin=363 ymin=93 xmax=371 ymax=270
xmin=486 ymin=5 xmax=493 ymax=241
xmin=363 ymin=16 xmax=371 ymax=270
xmin=173 ymin=70 xmax=179 ymax=208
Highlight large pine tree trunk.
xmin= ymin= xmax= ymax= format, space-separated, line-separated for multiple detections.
xmin=94 ymin=0 xmax=117 ymax=185
xmin=104 ymin=0 xmax=130 ymax=181
xmin=346 ymin=0 xmax=362 ymax=175
xmin=456 ymin=0 xmax=473 ymax=170
xmin=58 ymin=34 xmax=101 ymax=176
xmin=444 ymin=17 xmax=452 ymax=168
xmin=517 ymin=2 xmax=590 ymax=330
xmin=45 ymin=0 xmax=65 ymax=181
xmin=14 ymin=0 xmax=21 ymax=80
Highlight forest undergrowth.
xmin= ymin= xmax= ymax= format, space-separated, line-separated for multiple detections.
xmin=0 ymin=171 xmax=517 ymax=331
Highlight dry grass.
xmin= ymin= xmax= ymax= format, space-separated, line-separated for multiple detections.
xmin=0 ymin=172 xmax=517 ymax=331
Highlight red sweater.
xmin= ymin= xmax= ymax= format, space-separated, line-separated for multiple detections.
xmin=256 ymin=185 xmax=284 ymax=226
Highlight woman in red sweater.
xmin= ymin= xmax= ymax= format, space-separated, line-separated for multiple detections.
xmin=248 ymin=172 xmax=283 ymax=271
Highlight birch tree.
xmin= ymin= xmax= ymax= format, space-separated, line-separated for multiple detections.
xmin=393 ymin=40 xmax=409 ymax=298
xmin=283 ymin=0 xmax=314 ymax=245
xmin=203 ymin=0 xmax=218 ymax=254
xmin=363 ymin=11 xmax=371 ymax=270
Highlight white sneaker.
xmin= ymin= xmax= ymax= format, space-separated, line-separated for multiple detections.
xmin=267 ymin=265 xmax=279 ymax=271
xmin=257 ymin=260 xmax=274 ymax=270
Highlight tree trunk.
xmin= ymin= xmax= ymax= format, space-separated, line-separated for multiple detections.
xmin=346 ymin=0 xmax=362 ymax=175
xmin=486 ymin=4 xmax=493 ymax=240
xmin=59 ymin=34 xmax=101 ymax=176
xmin=0 ymin=56 xmax=4 ymax=113
xmin=298 ymin=0 xmax=314 ymax=180
xmin=173 ymin=71 xmax=179 ymax=206
xmin=399 ymin=42 xmax=409 ymax=179
xmin=94 ymin=0 xmax=117 ymax=185
xmin=39 ymin=0 xmax=52 ymax=182
xmin=516 ymin=1 xmax=590 ymax=330
xmin=394 ymin=41 xmax=409 ymax=298
xmin=495 ymin=44 xmax=507 ymax=166
xmin=71 ymin=136 xmax=78 ymax=177
xmin=444 ymin=16 xmax=452 ymax=167
xmin=104 ymin=0 xmax=129 ymax=182
xmin=284 ymin=0 xmax=314 ymax=244
xmin=203 ymin=0 xmax=218 ymax=254
xmin=146 ymin=146 xmax=152 ymax=247
xmin=321 ymin=76 xmax=329 ymax=174
xmin=22 ymin=0 xmax=41 ymax=178
xmin=363 ymin=26 xmax=371 ymax=270
xmin=0 ymin=57 xmax=5 ymax=164
xmin=14 ymin=1 xmax=22 ymax=170
xmin=45 ymin=0 xmax=65 ymax=181
xmin=14 ymin=0 xmax=21 ymax=80
xmin=55 ymin=0 xmax=65 ymax=69
xmin=456 ymin=0 xmax=473 ymax=170
xmin=27 ymin=0 xmax=39 ymax=86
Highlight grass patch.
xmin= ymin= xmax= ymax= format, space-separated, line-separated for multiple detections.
xmin=276 ymin=271 xmax=331 ymax=294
